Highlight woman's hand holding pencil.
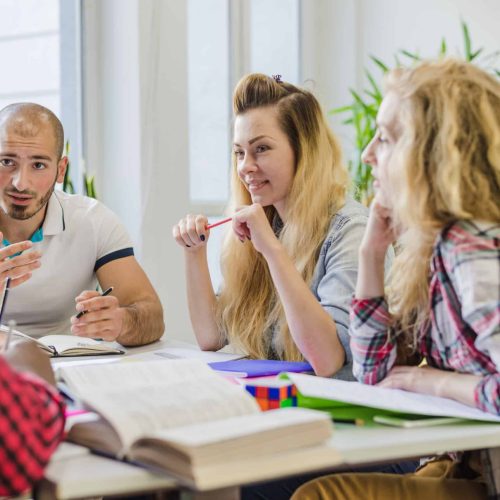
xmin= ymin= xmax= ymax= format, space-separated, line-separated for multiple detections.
xmin=173 ymin=205 xmax=278 ymax=256
xmin=173 ymin=214 xmax=233 ymax=251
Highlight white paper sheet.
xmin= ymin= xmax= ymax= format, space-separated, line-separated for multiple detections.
xmin=153 ymin=346 xmax=245 ymax=363
xmin=287 ymin=373 xmax=500 ymax=422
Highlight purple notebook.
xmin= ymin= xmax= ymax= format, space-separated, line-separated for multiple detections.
xmin=208 ymin=359 xmax=313 ymax=378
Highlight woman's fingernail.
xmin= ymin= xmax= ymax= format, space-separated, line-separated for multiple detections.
xmin=186 ymin=244 xmax=191 ymax=248
xmin=200 ymin=235 xmax=205 ymax=242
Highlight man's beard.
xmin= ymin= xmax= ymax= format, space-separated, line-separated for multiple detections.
xmin=4 ymin=183 xmax=55 ymax=221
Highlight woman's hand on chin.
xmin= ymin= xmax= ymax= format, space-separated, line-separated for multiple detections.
xmin=232 ymin=203 xmax=281 ymax=257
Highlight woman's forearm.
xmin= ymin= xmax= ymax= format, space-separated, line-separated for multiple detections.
xmin=184 ymin=249 xmax=221 ymax=350
xmin=264 ymin=244 xmax=345 ymax=377
xmin=355 ymin=245 xmax=387 ymax=299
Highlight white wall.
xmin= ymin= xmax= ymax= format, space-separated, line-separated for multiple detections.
xmin=82 ymin=0 xmax=500 ymax=343
xmin=301 ymin=0 xmax=500 ymax=158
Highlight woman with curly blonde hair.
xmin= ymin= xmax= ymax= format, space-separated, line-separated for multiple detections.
xmin=173 ymin=74 xmax=369 ymax=378
xmin=293 ymin=59 xmax=500 ymax=499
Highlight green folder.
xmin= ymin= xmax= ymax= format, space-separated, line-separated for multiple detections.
xmin=279 ymin=373 xmax=474 ymax=427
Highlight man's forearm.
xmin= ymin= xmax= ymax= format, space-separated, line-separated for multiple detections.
xmin=117 ymin=300 xmax=165 ymax=346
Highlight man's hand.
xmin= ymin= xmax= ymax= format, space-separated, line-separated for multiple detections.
xmin=71 ymin=290 xmax=125 ymax=341
xmin=0 ymin=232 xmax=41 ymax=287
xmin=3 ymin=339 xmax=55 ymax=386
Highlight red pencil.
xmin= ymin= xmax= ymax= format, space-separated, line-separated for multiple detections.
xmin=206 ymin=217 xmax=233 ymax=230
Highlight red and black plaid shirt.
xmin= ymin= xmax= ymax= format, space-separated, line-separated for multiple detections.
xmin=0 ymin=356 xmax=65 ymax=496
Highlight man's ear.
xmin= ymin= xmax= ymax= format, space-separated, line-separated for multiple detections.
xmin=56 ymin=156 xmax=69 ymax=184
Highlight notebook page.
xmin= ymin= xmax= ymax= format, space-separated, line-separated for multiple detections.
xmin=288 ymin=373 xmax=500 ymax=422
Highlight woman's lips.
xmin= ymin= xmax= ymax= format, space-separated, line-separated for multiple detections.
xmin=248 ymin=180 xmax=268 ymax=192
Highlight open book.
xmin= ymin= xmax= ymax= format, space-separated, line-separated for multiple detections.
xmin=1 ymin=326 xmax=125 ymax=357
xmin=286 ymin=373 xmax=500 ymax=424
xmin=61 ymin=359 xmax=333 ymax=487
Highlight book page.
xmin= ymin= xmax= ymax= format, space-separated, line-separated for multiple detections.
xmin=288 ymin=373 xmax=500 ymax=422
xmin=40 ymin=335 xmax=122 ymax=355
xmin=60 ymin=359 xmax=219 ymax=395
xmin=150 ymin=407 xmax=330 ymax=448
xmin=59 ymin=359 xmax=260 ymax=450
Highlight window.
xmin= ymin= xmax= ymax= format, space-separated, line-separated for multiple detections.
xmin=187 ymin=0 xmax=300 ymax=289
xmin=0 ymin=0 xmax=83 ymax=191
xmin=187 ymin=0 xmax=300 ymax=209
xmin=0 ymin=0 xmax=60 ymax=113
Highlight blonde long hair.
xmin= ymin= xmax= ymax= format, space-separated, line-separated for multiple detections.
xmin=385 ymin=59 xmax=500 ymax=342
xmin=215 ymin=74 xmax=348 ymax=360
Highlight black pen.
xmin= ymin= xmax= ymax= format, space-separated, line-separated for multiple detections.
xmin=0 ymin=278 xmax=12 ymax=352
xmin=75 ymin=286 xmax=114 ymax=319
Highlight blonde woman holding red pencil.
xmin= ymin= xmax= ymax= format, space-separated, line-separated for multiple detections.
xmin=173 ymin=74 xmax=373 ymax=378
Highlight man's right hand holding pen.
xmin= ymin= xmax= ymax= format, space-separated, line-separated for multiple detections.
xmin=71 ymin=287 xmax=124 ymax=342
xmin=0 ymin=231 xmax=41 ymax=288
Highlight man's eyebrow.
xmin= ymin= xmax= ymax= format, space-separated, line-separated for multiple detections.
xmin=233 ymin=135 xmax=274 ymax=147
xmin=0 ymin=152 xmax=53 ymax=161
xmin=29 ymin=155 xmax=52 ymax=161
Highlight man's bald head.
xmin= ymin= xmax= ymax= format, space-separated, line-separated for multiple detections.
xmin=0 ymin=103 xmax=64 ymax=159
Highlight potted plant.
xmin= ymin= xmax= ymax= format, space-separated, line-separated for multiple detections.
xmin=333 ymin=21 xmax=500 ymax=205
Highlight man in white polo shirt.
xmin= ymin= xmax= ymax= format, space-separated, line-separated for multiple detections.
xmin=0 ymin=102 xmax=164 ymax=345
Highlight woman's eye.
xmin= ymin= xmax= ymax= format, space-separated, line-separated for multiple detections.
xmin=375 ymin=129 xmax=390 ymax=144
xmin=234 ymin=150 xmax=244 ymax=159
xmin=256 ymin=145 xmax=269 ymax=153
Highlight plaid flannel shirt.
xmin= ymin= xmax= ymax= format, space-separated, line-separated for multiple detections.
xmin=350 ymin=220 xmax=500 ymax=415
xmin=0 ymin=357 xmax=65 ymax=496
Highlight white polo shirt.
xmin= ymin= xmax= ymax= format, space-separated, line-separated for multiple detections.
xmin=3 ymin=191 xmax=134 ymax=338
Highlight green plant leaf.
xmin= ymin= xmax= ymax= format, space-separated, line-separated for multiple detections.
xmin=495 ymin=69 xmax=500 ymax=78
xmin=369 ymin=55 xmax=389 ymax=73
xmin=365 ymin=71 xmax=382 ymax=99
xmin=470 ymin=48 xmax=484 ymax=61
xmin=349 ymin=90 xmax=373 ymax=116
xmin=462 ymin=20 xmax=472 ymax=61
xmin=400 ymin=49 xmax=421 ymax=61
xmin=439 ymin=38 xmax=447 ymax=56
xmin=330 ymin=105 xmax=353 ymax=114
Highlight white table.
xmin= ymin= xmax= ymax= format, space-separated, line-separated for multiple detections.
xmin=39 ymin=421 xmax=500 ymax=499
xmin=42 ymin=337 xmax=500 ymax=498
